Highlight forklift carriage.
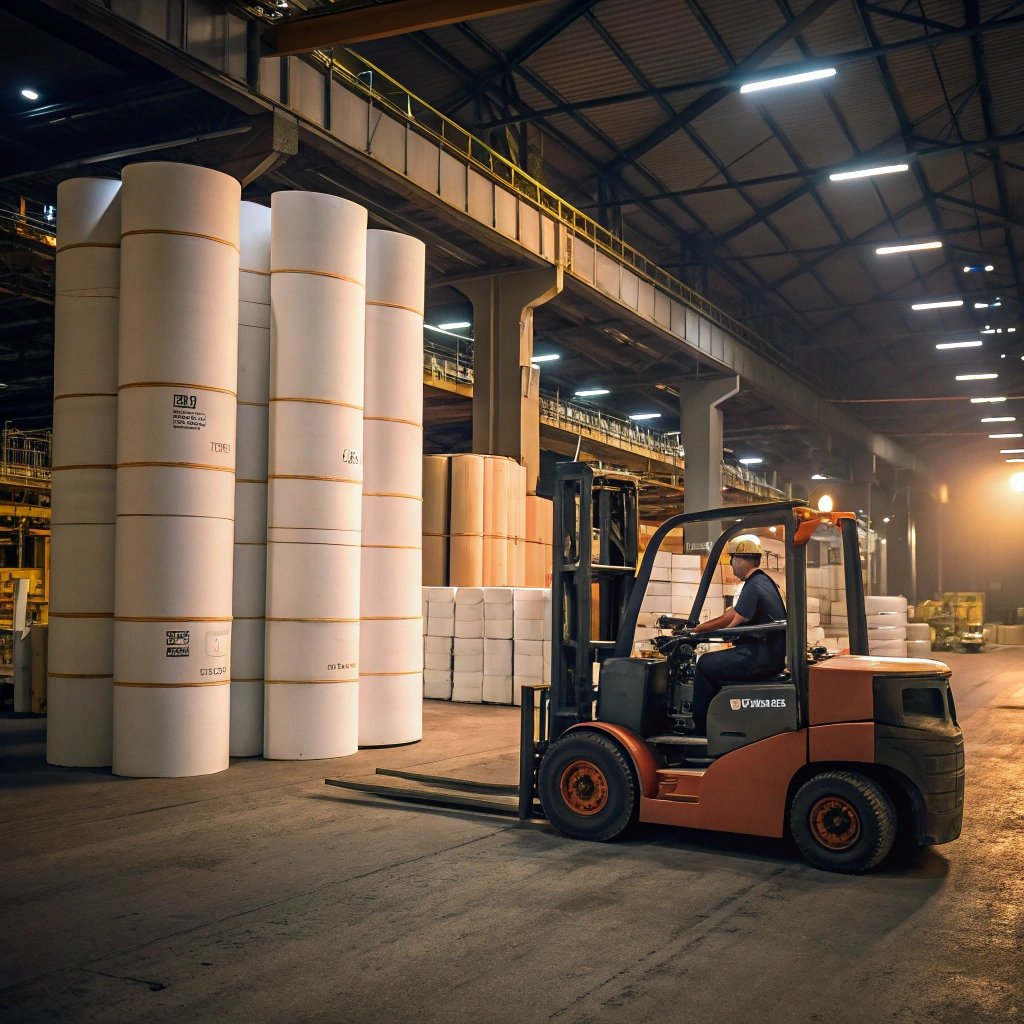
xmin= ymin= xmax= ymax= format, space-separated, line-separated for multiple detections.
xmin=519 ymin=463 xmax=964 ymax=873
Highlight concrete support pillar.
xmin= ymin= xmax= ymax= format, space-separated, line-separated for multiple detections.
xmin=678 ymin=375 xmax=739 ymax=548
xmin=457 ymin=266 xmax=562 ymax=494
xmin=886 ymin=472 xmax=919 ymax=604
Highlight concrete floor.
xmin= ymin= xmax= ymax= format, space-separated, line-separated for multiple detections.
xmin=1 ymin=648 xmax=1022 ymax=1024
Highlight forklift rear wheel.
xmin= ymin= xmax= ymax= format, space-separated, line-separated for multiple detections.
xmin=539 ymin=732 xmax=638 ymax=842
xmin=790 ymin=771 xmax=896 ymax=873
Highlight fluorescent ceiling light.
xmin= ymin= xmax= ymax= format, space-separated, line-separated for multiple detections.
xmin=424 ymin=323 xmax=471 ymax=338
xmin=875 ymin=241 xmax=942 ymax=255
xmin=1000 ymin=449 xmax=1024 ymax=454
xmin=740 ymin=67 xmax=836 ymax=93
xmin=20 ymin=88 xmax=39 ymax=100
xmin=739 ymin=457 xmax=763 ymax=465
xmin=935 ymin=341 xmax=982 ymax=350
xmin=982 ymin=417 xmax=1016 ymax=423
xmin=811 ymin=473 xmax=828 ymax=480
xmin=574 ymin=388 xmax=609 ymax=397
xmin=989 ymin=433 xmax=1023 ymax=439
xmin=956 ymin=373 xmax=998 ymax=381
xmin=829 ymin=163 xmax=909 ymax=182
xmin=437 ymin=321 xmax=470 ymax=330
xmin=971 ymin=396 xmax=1006 ymax=403
xmin=911 ymin=299 xmax=963 ymax=310
xmin=1007 ymin=459 xmax=1024 ymax=464
xmin=530 ymin=353 xmax=559 ymax=363
xmin=629 ymin=412 xmax=662 ymax=421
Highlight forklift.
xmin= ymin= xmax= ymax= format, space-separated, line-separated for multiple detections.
xmin=519 ymin=463 xmax=965 ymax=873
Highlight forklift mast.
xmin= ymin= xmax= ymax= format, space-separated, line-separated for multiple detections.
xmin=549 ymin=463 xmax=640 ymax=743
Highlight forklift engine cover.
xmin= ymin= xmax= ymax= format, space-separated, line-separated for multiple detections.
xmin=597 ymin=658 xmax=670 ymax=736
xmin=706 ymin=683 xmax=799 ymax=756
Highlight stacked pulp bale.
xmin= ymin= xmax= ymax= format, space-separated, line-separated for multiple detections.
xmin=905 ymin=621 xmax=933 ymax=657
xmin=482 ymin=588 xmax=514 ymax=704
xmin=866 ymin=595 xmax=909 ymax=657
xmin=423 ymin=587 xmax=455 ymax=699
xmin=452 ymin=587 xmax=485 ymax=702
xmin=513 ymin=588 xmax=549 ymax=706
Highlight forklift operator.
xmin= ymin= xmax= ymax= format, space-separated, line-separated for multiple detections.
xmin=688 ymin=537 xmax=787 ymax=734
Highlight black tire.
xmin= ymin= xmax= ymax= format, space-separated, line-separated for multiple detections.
xmin=789 ymin=770 xmax=896 ymax=873
xmin=538 ymin=732 xmax=638 ymax=842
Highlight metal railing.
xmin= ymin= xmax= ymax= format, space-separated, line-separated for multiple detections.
xmin=319 ymin=49 xmax=794 ymax=373
xmin=1 ymin=426 xmax=51 ymax=485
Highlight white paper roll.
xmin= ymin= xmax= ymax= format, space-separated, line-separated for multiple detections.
xmin=112 ymin=162 xmax=239 ymax=778
xmin=48 ymin=177 xmax=121 ymax=768
xmin=359 ymin=229 xmax=425 ymax=747
xmin=265 ymin=190 xmax=368 ymax=759
xmin=113 ymin=685 xmax=231 ymax=778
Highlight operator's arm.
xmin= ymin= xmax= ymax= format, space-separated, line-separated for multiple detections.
xmin=692 ymin=607 xmax=748 ymax=634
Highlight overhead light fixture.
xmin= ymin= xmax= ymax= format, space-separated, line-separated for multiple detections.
xmin=971 ymin=396 xmax=1006 ymax=403
xmin=875 ymin=241 xmax=942 ymax=255
xmin=424 ymin=323 xmax=471 ymax=338
xmin=817 ymin=495 xmax=834 ymax=512
xmin=740 ymin=67 xmax=836 ymax=94
xmin=739 ymin=457 xmax=763 ymax=465
xmin=974 ymin=300 xmax=1001 ymax=309
xmin=911 ymin=299 xmax=963 ymax=310
xmin=20 ymin=88 xmax=40 ymax=101
xmin=956 ymin=373 xmax=998 ymax=381
xmin=574 ymin=388 xmax=609 ymax=397
xmin=1000 ymin=449 xmax=1024 ymax=454
xmin=530 ymin=353 xmax=559 ymax=363
xmin=437 ymin=321 xmax=470 ymax=330
xmin=989 ymin=433 xmax=1023 ymax=439
xmin=1008 ymin=459 xmax=1024 ymax=465
xmin=882 ymin=517 xmax=891 ymax=524
xmin=629 ymin=412 xmax=661 ymax=421
xmin=829 ymin=163 xmax=909 ymax=182
xmin=982 ymin=417 xmax=1016 ymax=423
xmin=935 ymin=341 xmax=982 ymax=350
xmin=962 ymin=264 xmax=994 ymax=273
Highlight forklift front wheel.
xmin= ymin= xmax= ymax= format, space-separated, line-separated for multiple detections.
xmin=538 ymin=732 xmax=638 ymax=842
xmin=790 ymin=771 xmax=896 ymax=873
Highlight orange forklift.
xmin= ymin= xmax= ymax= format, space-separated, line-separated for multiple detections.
xmin=519 ymin=463 xmax=965 ymax=873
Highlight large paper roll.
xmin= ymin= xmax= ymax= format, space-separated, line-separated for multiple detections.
xmin=112 ymin=162 xmax=239 ymax=778
xmin=422 ymin=455 xmax=450 ymax=586
xmin=265 ymin=190 xmax=367 ymax=759
xmin=231 ymin=202 xmax=271 ymax=756
xmin=47 ymin=177 xmax=121 ymax=768
xmin=359 ymin=229 xmax=426 ymax=747
xmin=449 ymin=454 xmax=485 ymax=586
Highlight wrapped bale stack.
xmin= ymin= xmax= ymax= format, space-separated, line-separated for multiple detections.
xmin=452 ymin=587 xmax=484 ymax=702
xmin=482 ymin=588 xmax=514 ymax=704
xmin=423 ymin=587 xmax=455 ymax=699
xmin=513 ymin=587 xmax=549 ymax=706
xmin=866 ymin=595 xmax=908 ymax=657
xmin=906 ymin=621 xmax=933 ymax=657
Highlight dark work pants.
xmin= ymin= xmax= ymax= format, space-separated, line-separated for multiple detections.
xmin=691 ymin=644 xmax=785 ymax=734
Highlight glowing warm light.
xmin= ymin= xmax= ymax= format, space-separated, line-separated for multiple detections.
xmin=1011 ymin=472 xmax=1024 ymax=493
xmin=817 ymin=494 xmax=833 ymax=513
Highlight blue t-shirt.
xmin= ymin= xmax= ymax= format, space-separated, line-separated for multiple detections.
xmin=733 ymin=569 xmax=786 ymax=655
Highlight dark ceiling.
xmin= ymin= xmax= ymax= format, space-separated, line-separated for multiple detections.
xmin=2 ymin=0 xmax=1023 ymax=486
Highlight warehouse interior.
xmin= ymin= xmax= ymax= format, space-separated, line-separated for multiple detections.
xmin=1 ymin=2 xmax=1023 ymax=1022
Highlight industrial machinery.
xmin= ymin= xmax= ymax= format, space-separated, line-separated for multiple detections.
xmin=522 ymin=463 xmax=964 ymax=873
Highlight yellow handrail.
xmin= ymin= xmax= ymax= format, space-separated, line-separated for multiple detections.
xmin=317 ymin=49 xmax=792 ymax=370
